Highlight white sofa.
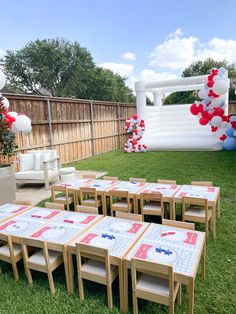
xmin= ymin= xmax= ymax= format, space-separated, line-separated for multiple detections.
xmin=14 ymin=150 xmax=60 ymax=189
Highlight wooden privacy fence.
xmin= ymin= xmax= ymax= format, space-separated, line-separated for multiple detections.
xmin=229 ymin=101 xmax=236 ymax=115
xmin=1 ymin=94 xmax=136 ymax=164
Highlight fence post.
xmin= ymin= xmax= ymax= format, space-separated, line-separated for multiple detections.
xmin=117 ymin=102 xmax=121 ymax=148
xmin=46 ymin=98 xmax=53 ymax=149
xmin=90 ymin=101 xmax=96 ymax=155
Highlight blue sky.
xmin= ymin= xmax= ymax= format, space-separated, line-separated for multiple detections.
xmin=1 ymin=0 xmax=236 ymax=90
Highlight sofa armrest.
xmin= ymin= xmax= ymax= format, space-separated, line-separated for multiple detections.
xmin=11 ymin=160 xmax=19 ymax=174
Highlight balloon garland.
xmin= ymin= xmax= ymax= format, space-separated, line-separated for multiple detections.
xmin=124 ymin=114 xmax=147 ymax=153
xmin=190 ymin=67 xmax=236 ymax=150
xmin=0 ymin=69 xmax=32 ymax=134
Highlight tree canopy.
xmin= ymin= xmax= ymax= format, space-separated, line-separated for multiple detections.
xmin=1 ymin=38 xmax=135 ymax=103
xmin=164 ymin=58 xmax=236 ymax=104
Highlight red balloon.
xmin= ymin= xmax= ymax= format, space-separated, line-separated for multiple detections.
xmin=207 ymin=80 xmax=214 ymax=88
xmin=133 ymin=114 xmax=138 ymax=120
xmin=199 ymin=117 xmax=209 ymax=125
xmin=222 ymin=115 xmax=228 ymax=122
xmin=212 ymin=108 xmax=224 ymax=117
xmin=220 ymin=134 xmax=227 ymax=141
xmin=202 ymin=111 xmax=209 ymax=119
xmin=190 ymin=104 xmax=198 ymax=115
xmin=211 ymin=126 xmax=218 ymax=132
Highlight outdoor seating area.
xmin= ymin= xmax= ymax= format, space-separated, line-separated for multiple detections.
xmin=1 ymin=148 xmax=230 ymax=314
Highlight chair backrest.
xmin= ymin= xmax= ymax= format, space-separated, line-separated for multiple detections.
xmin=191 ymin=181 xmax=213 ymax=186
xmin=21 ymin=237 xmax=51 ymax=269
xmin=162 ymin=219 xmax=195 ymax=230
xmin=140 ymin=192 xmax=163 ymax=203
xmin=80 ymin=187 xmax=99 ymax=207
xmin=129 ymin=177 xmax=146 ymax=182
xmin=51 ymin=185 xmax=68 ymax=201
xmin=109 ymin=190 xmax=131 ymax=212
xmin=182 ymin=197 xmax=208 ymax=222
xmin=76 ymin=205 xmax=98 ymax=214
xmin=131 ymin=257 xmax=174 ymax=300
xmin=76 ymin=243 xmax=111 ymax=281
xmin=157 ymin=179 xmax=177 ymax=185
xmin=116 ymin=211 xmax=143 ymax=221
xmin=12 ymin=200 xmax=32 ymax=206
xmin=103 ymin=176 xmax=118 ymax=181
xmin=44 ymin=202 xmax=64 ymax=210
xmin=81 ymin=174 xmax=96 ymax=179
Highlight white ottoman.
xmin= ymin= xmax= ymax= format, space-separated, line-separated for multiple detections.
xmin=59 ymin=167 xmax=76 ymax=181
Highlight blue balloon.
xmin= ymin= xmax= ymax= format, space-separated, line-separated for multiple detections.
xmin=230 ymin=116 xmax=236 ymax=122
xmin=219 ymin=100 xmax=225 ymax=107
xmin=226 ymin=127 xmax=235 ymax=137
xmin=223 ymin=137 xmax=236 ymax=151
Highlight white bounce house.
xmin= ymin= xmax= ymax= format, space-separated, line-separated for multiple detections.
xmin=135 ymin=73 xmax=230 ymax=151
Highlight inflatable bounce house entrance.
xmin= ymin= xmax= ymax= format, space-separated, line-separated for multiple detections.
xmin=135 ymin=71 xmax=230 ymax=151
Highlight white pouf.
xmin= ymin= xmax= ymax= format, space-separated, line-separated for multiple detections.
xmin=59 ymin=167 xmax=76 ymax=181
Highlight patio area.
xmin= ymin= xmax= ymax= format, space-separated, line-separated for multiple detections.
xmin=15 ymin=170 xmax=107 ymax=205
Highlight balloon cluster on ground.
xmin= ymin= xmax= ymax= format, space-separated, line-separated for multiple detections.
xmin=124 ymin=114 xmax=147 ymax=153
xmin=0 ymin=69 xmax=32 ymax=134
xmin=190 ymin=67 xmax=236 ymax=150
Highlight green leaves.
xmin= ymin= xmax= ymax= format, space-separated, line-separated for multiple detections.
xmin=0 ymin=104 xmax=17 ymax=157
xmin=1 ymin=38 xmax=135 ymax=103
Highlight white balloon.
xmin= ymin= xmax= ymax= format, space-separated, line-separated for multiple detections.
xmin=198 ymin=88 xmax=208 ymax=99
xmin=8 ymin=111 xmax=18 ymax=118
xmin=210 ymin=98 xmax=221 ymax=108
xmin=1 ymin=97 xmax=10 ymax=109
xmin=23 ymin=125 xmax=32 ymax=133
xmin=212 ymin=80 xmax=228 ymax=95
xmin=0 ymin=69 xmax=6 ymax=90
xmin=11 ymin=115 xmax=31 ymax=132
xmin=213 ymin=75 xmax=220 ymax=82
xmin=210 ymin=116 xmax=222 ymax=127
xmin=10 ymin=124 xmax=19 ymax=133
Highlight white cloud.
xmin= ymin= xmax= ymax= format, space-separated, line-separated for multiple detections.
xmin=122 ymin=52 xmax=136 ymax=61
xmin=0 ymin=48 xmax=5 ymax=57
xmin=148 ymin=29 xmax=236 ymax=71
xmin=167 ymin=28 xmax=184 ymax=39
xmin=198 ymin=38 xmax=236 ymax=64
xmin=100 ymin=62 xmax=134 ymax=77
xmin=148 ymin=30 xmax=198 ymax=70
xmin=139 ymin=69 xmax=178 ymax=82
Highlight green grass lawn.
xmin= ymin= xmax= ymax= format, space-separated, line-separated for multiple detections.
xmin=1 ymin=150 xmax=236 ymax=313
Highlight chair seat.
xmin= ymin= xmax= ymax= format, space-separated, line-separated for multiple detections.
xmin=28 ymin=249 xmax=63 ymax=266
xmin=112 ymin=200 xmax=129 ymax=208
xmin=82 ymin=197 xmax=102 ymax=206
xmin=55 ymin=196 xmax=73 ymax=203
xmin=82 ymin=259 xmax=118 ymax=280
xmin=143 ymin=201 xmax=161 ymax=212
xmin=0 ymin=244 xmax=22 ymax=257
xmin=137 ymin=273 xmax=177 ymax=296
xmin=185 ymin=208 xmax=212 ymax=219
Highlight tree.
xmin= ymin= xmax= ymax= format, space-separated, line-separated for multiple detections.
xmin=1 ymin=38 xmax=135 ymax=103
xmin=164 ymin=58 xmax=236 ymax=104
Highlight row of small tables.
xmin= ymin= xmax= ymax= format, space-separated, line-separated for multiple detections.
xmin=0 ymin=203 xmax=206 ymax=313
xmin=54 ymin=179 xmax=220 ymax=237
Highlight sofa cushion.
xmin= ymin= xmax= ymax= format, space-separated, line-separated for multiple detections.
xmin=19 ymin=153 xmax=35 ymax=171
xmin=15 ymin=169 xmax=59 ymax=180
xmin=34 ymin=153 xmax=41 ymax=171
xmin=28 ymin=150 xmax=57 ymax=170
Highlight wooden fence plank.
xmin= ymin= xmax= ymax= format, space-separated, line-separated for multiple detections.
xmin=0 ymin=94 xmax=136 ymax=165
